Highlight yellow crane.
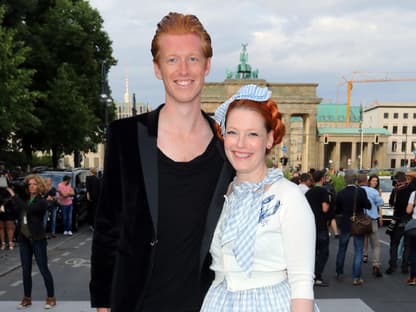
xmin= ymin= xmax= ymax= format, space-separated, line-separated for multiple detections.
xmin=343 ymin=72 xmax=416 ymax=126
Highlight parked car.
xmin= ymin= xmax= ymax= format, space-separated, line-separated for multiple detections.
xmin=39 ymin=169 xmax=90 ymax=232
xmin=379 ymin=175 xmax=394 ymax=224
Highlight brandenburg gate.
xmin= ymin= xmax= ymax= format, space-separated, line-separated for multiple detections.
xmin=201 ymin=44 xmax=322 ymax=171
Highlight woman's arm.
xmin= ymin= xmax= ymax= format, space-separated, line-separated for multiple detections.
xmin=292 ymin=298 xmax=314 ymax=312
xmin=280 ymin=182 xmax=315 ymax=311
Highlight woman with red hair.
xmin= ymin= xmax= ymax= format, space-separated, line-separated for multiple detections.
xmin=201 ymin=85 xmax=318 ymax=311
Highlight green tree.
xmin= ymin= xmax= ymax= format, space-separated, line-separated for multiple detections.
xmin=1 ymin=0 xmax=116 ymax=167
xmin=0 ymin=5 xmax=40 ymax=152
xmin=40 ymin=64 xmax=97 ymax=166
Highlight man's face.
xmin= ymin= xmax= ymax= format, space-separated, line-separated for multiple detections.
xmin=153 ymin=33 xmax=211 ymax=106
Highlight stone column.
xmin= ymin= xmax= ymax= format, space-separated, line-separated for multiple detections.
xmin=282 ymin=114 xmax=291 ymax=160
xmin=365 ymin=142 xmax=373 ymax=168
xmin=304 ymin=114 xmax=318 ymax=170
xmin=334 ymin=141 xmax=341 ymax=171
xmin=351 ymin=141 xmax=357 ymax=169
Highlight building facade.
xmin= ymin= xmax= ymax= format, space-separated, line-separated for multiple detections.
xmin=363 ymin=102 xmax=416 ymax=168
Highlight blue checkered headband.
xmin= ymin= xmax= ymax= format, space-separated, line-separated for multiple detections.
xmin=213 ymin=84 xmax=272 ymax=135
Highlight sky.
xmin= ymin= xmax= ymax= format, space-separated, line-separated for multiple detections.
xmin=88 ymin=0 xmax=416 ymax=108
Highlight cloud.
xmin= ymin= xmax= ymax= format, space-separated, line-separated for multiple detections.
xmin=89 ymin=0 xmax=416 ymax=107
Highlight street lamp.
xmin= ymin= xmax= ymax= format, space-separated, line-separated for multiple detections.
xmin=100 ymin=62 xmax=112 ymax=133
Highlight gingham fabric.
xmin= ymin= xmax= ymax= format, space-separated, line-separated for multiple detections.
xmin=201 ymin=279 xmax=291 ymax=312
xmin=201 ymin=279 xmax=320 ymax=312
xmin=220 ymin=168 xmax=283 ymax=274
xmin=213 ymin=84 xmax=272 ymax=135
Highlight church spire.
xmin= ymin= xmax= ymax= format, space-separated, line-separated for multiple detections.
xmin=124 ymin=66 xmax=130 ymax=104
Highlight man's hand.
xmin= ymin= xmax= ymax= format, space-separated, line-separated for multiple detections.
xmin=97 ymin=308 xmax=110 ymax=312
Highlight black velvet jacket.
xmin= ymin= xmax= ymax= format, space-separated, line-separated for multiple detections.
xmin=90 ymin=105 xmax=233 ymax=311
xmin=11 ymin=194 xmax=48 ymax=240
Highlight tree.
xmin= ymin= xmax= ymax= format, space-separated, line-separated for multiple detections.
xmin=0 ymin=5 xmax=40 ymax=152
xmin=1 ymin=0 xmax=116 ymax=167
xmin=41 ymin=64 xmax=98 ymax=167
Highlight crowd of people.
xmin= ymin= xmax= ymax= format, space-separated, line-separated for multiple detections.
xmin=291 ymin=168 xmax=416 ymax=287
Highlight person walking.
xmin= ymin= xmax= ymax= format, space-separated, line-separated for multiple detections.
xmin=362 ymin=174 xmax=381 ymax=263
xmin=5 ymin=175 xmax=56 ymax=309
xmin=406 ymin=189 xmax=416 ymax=285
xmin=386 ymin=171 xmax=413 ymax=275
xmin=306 ymin=170 xmax=331 ymax=287
xmin=86 ymin=168 xmax=100 ymax=232
xmin=201 ymin=85 xmax=317 ymax=311
xmin=57 ymin=175 xmax=74 ymax=236
xmin=90 ymin=12 xmax=233 ymax=312
xmin=358 ymin=174 xmax=384 ymax=277
xmin=335 ymin=173 xmax=371 ymax=285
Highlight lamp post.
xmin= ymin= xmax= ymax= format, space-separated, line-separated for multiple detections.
xmin=100 ymin=62 xmax=112 ymax=133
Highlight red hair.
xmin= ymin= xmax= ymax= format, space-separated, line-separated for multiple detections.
xmin=215 ymin=98 xmax=286 ymax=153
xmin=151 ymin=12 xmax=213 ymax=64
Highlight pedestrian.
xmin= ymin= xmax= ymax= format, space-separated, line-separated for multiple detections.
xmin=90 ymin=12 xmax=233 ymax=312
xmin=305 ymin=170 xmax=331 ymax=287
xmin=322 ymin=172 xmax=338 ymax=237
xmin=201 ymin=84 xmax=317 ymax=311
xmin=57 ymin=175 xmax=74 ymax=236
xmin=335 ymin=173 xmax=371 ymax=285
xmin=386 ymin=171 xmax=413 ymax=274
xmin=86 ymin=168 xmax=100 ymax=232
xmin=358 ymin=174 xmax=384 ymax=277
xmin=363 ymin=174 xmax=381 ymax=263
xmin=0 ymin=184 xmax=16 ymax=250
xmin=44 ymin=177 xmax=58 ymax=238
xmin=405 ymin=189 xmax=416 ymax=285
xmin=4 ymin=175 xmax=56 ymax=309
xmin=298 ymin=172 xmax=313 ymax=194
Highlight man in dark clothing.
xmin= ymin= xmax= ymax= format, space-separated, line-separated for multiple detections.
xmin=86 ymin=168 xmax=101 ymax=232
xmin=305 ymin=170 xmax=331 ymax=286
xmin=335 ymin=173 xmax=371 ymax=285
xmin=386 ymin=171 xmax=413 ymax=274
xmin=89 ymin=13 xmax=233 ymax=312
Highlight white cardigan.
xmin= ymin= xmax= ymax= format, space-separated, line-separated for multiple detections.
xmin=210 ymin=177 xmax=316 ymax=299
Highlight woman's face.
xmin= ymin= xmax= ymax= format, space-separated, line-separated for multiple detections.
xmin=224 ymin=107 xmax=274 ymax=183
xmin=369 ymin=177 xmax=378 ymax=188
xmin=27 ymin=178 xmax=39 ymax=196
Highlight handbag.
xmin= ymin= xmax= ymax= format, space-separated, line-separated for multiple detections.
xmin=404 ymin=218 xmax=416 ymax=238
xmin=350 ymin=187 xmax=373 ymax=236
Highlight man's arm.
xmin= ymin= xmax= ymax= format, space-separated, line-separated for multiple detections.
xmin=90 ymin=122 xmax=123 ymax=309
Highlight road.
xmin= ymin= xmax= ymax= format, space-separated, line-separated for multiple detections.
xmin=0 ymin=224 xmax=415 ymax=311
xmin=0 ymin=225 xmax=93 ymax=311
xmin=315 ymin=227 xmax=416 ymax=311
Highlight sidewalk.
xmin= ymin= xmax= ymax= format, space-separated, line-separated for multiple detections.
xmin=0 ymin=301 xmax=94 ymax=311
xmin=0 ymin=299 xmax=373 ymax=312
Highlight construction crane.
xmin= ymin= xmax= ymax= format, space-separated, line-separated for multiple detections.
xmin=343 ymin=72 xmax=416 ymax=126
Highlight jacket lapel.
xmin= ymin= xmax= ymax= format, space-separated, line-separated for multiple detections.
xmin=137 ymin=109 xmax=159 ymax=235
xmin=200 ymin=140 xmax=233 ymax=270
